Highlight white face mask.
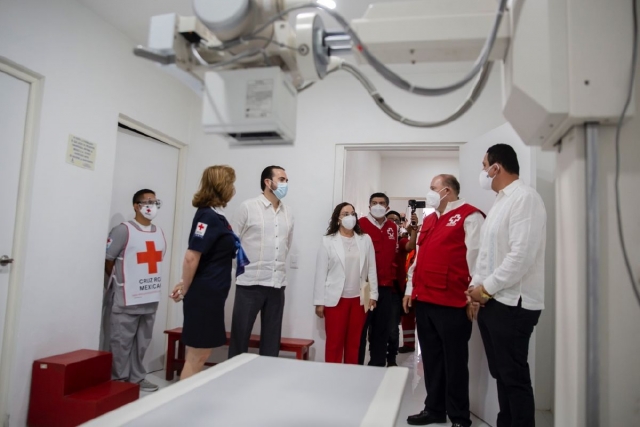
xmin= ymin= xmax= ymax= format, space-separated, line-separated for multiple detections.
xmin=426 ymin=188 xmax=447 ymax=209
xmin=479 ymin=165 xmax=498 ymax=191
xmin=140 ymin=204 xmax=158 ymax=221
xmin=370 ymin=204 xmax=387 ymax=219
xmin=399 ymin=227 xmax=408 ymax=235
xmin=341 ymin=215 xmax=357 ymax=230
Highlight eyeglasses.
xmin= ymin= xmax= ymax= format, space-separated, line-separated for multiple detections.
xmin=137 ymin=199 xmax=162 ymax=208
xmin=339 ymin=212 xmax=356 ymax=218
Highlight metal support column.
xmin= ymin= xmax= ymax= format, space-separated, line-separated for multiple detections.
xmin=585 ymin=122 xmax=600 ymax=427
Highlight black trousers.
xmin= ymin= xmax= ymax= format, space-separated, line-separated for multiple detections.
xmin=478 ymin=299 xmax=541 ymax=427
xmin=415 ymin=301 xmax=472 ymax=427
xmin=387 ymin=291 xmax=404 ymax=363
xmin=228 ymin=285 xmax=285 ymax=358
xmin=358 ymin=286 xmax=393 ymax=366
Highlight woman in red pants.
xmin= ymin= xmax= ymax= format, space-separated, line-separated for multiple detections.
xmin=313 ymin=202 xmax=378 ymax=364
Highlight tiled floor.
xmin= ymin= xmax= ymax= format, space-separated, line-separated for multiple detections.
xmin=140 ymin=353 xmax=554 ymax=427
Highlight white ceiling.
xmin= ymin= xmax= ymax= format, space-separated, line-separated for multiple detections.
xmin=79 ymin=0 xmax=411 ymax=46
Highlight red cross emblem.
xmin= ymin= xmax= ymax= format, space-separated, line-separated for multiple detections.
xmin=447 ymin=214 xmax=462 ymax=227
xmin=137 ymin=241 xmax=162 ymax=274
xmin=195 ymin=222 xmax=208 ymax=237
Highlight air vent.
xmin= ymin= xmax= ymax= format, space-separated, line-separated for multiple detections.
xmin=227 ymin=132 xmax=290 ymax=144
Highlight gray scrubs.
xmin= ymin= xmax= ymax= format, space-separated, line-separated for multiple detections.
xmin=100 ymin=220 xmax=161 ymax=383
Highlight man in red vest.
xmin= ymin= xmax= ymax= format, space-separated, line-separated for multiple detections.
xmin=403 ymin=175 xmax=484 ymax=427
xmin=385 ymin=210 xmax=418 ymax=366
xmin=358 ymin=192 xmax=398 ymax=367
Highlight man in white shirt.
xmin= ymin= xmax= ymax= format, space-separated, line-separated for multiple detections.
xmin=467 ymin=144 xmax=546 ymax=427
xmin=228 ymin=166 xmax=295 ymax=358
xmin=403 ymin=175 xmax=484 ymax=427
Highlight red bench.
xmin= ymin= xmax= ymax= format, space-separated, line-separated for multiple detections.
xmin=164 ymin=327 xmax=314 ymax=381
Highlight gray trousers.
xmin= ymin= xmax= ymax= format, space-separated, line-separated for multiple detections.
xmin=100 ymin=286 xmax=156 ymax=383
xmin=228 ymin=285 xmax=285 ymax=358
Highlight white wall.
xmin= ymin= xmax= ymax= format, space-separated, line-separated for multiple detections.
xmin=0 ymin=0 xmax=199 ymax=425
xmin=380 ymin=155 xmax=460 ymax=199
xmin=177 ymin=62 xmax=508 ymax=365
xmin=344 ymin=150 xmax=382 ymax=216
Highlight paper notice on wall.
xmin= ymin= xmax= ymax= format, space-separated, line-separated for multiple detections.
xmin=245 ymin=79 xmax=274 ymax=119
xmin=66 ymin=134 xmax=97 ymax=171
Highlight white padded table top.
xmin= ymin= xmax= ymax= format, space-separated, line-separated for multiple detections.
xmin=82 ymin=354 xmax=408 ymax=427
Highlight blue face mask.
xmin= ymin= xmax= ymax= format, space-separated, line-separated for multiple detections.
xmin=272 ymin=182 xmax=288 ymax=200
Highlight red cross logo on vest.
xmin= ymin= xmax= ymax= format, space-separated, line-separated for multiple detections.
xmin=137 ymin=241 xmax=163 ymax=274
xmin=447 ymin=214 xmax=462 ymax=227
xmin=198 ymin=224 xmax=205 ymax=231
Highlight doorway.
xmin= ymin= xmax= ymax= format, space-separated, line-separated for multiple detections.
xmin=0 ymin=58 xmax=43 ymax=425
xmin=106 ymin=119 xmax=186 ymax=372
xmin=334 ymin=136 xmax=556 ymax=426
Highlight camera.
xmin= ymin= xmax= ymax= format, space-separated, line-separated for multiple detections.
xmin=408 ymin=200 xmax=426 ymax=226
xmin=408 ymin=199 xmax=426 ymax=212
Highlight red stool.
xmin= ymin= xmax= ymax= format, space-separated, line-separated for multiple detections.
xmin=27 ymin=349 xmax=139 ymax=427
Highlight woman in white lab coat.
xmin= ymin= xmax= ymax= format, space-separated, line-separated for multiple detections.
xmin=314 ymin=202 xmax=378 ymax=364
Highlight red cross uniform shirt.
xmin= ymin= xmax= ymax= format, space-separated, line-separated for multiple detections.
xmin=187 ymin=207 xmax=237 ymax=290
xmin=105 ymin=220 xmax=166 ymax=315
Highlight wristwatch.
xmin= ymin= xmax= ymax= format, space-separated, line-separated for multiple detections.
xmin=481 ymin=290 xmax=493 ymax=300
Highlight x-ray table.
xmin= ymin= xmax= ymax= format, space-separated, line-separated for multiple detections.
xmin=81 ymin=353 xmax=409 ymax=427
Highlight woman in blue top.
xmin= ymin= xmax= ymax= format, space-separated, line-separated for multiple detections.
xmin=171 ymin=165 xmax=237 ymax=380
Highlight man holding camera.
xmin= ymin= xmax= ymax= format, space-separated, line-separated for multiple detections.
xmin=384 ymin=210 xmax=418 ymax=366
xmin=403 ymin=175 xmax=484 ymax=427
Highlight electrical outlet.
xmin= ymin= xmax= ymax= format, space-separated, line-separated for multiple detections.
xmin=290 ymin=255 xmax=299 ymax=269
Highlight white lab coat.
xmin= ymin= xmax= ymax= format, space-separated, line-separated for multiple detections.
xmin=313 ymin=233 xmax=379 ymax=307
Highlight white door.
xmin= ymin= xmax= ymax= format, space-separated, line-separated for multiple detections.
xmin=459 ymin=122 xmax=534 ymax=425
xmin=0 ymin=70 xmax=30 ymax=365
xmin=108 ymin=127 xmax=180 ymax=372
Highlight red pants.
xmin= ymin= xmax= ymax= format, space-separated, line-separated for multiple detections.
xmin=324 ymin=297 xmax=367 ymax=364
xmin=402 ymin=310 xmax=416 ymax=349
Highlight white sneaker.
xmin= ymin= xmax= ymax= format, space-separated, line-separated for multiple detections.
xmin=138 ymin=379 xmax=159 ymax=392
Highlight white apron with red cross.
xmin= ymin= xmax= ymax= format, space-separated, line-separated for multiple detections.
xmin=121 ymin=222 xmax=165 ymax=306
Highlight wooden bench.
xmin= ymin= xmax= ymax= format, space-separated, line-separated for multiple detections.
xmin=164 ymin=327 xmax=315 ymax=381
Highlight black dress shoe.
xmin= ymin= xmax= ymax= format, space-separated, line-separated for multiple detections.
xmin=387 ymin=360 xmax=398 ymax=367
xmin=406 ymin=410 xmax=447 ymax=425
xmin=398 ymin=346 xmax=415 ymax=353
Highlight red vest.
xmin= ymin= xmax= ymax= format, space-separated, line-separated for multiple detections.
xmin=359 ymin=216 xmax=397 ymax=286
xmin=412 ymin=204 xmax=484 ymax=307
